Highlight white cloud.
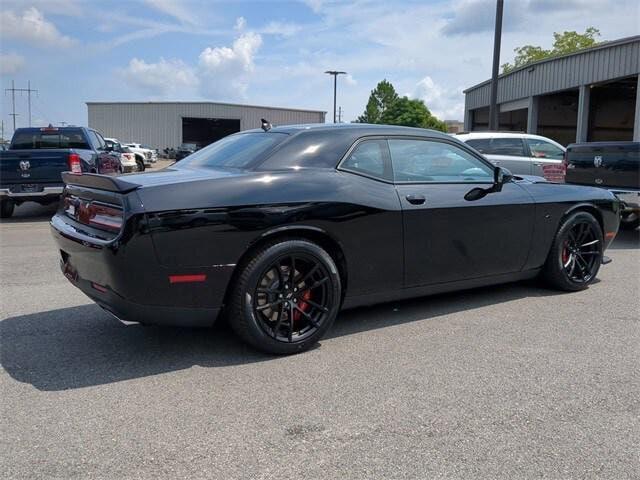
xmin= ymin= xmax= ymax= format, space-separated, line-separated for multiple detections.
xmin=122 ymin=58 xmax=199 ymax=96
xmin=413 ymin=76 xmax=464 ymax=121
xmin=259 ymin=21 xmax=302 ymax=37
xmin=0 ymin=7 xmax=76 ymax=47
xmin=234 ymin=16 xmax=246 ymax=31
xmin=344 ymin=73 xmax=357 ymax=86
xmin=144 ymin=0 xmax=198 ymax=25
xmin=198 ymin=32 xmax=262 ymax=99
xmin=0 ymin=52 xmax=25 ymax=75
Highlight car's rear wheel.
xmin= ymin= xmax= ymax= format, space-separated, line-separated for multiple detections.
xmin=0 ymin=199 xmax=15 ymax=218
xmin=136 ymin=157 xmax=145 ymax=172
xmin=227 ymin=239 xmax=341 ymax=354
xmin=542 ymin=211 xmax=603 ymax=291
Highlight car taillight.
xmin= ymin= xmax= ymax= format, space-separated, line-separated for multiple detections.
xmin=87 ymin=203 xmax=123 ymax=232
xmin=68 ymin=153 xmax=82 ymax=174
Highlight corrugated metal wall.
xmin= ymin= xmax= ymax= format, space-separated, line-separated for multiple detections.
xmin=87 ymin=102 xmax=326 ymax=149
xmin=465 ymin=36 xmax=640 ymax=110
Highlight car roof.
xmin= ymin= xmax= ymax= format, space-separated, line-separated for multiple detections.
xmin=244 ymin=122 xmax=452 ymax=139
xmin=455 ymin=131 xmax=566 ymax=146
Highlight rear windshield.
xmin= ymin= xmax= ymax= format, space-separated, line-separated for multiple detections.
xmin=11 ymin=130 xmax=89 ymax=150
xmin=179 ymin=132 xmax=288 ymax=169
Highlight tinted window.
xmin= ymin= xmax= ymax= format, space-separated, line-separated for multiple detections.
xmin=88 ymin=131 xmax=105 ymax=150
xmin=258 ymin=130 xmax=353 ymax=170
xmin=465 ymin=138 xmax=491 ymax=153
xmin=10 ymin=130 xmax=90 ymax=149
xmin=340 ymin=140 xmax=391 ymax=180
xmin=526 ymin=138 xmax=564 ymax=159
xmin=180 ymin=132 xmax=288 ymax=169
xmin=389 ymin=139 xmax=492 ymax=183
xmin=490 ymin=137 xmax=525 ymax=156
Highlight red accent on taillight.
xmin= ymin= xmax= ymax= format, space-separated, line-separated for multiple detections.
xmin=169 ymin=274 xmax=207 ymax=284
xmin=605 ymin=232 xmax=616 ymax=239
xmin=91 ymin=282 xmax=108 ymax=293
xmin=87 ymin=203 xmax=123 ymax=232
xmin=68 ymin=152 xmax=82 ymax=174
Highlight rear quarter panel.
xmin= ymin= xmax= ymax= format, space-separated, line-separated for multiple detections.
xmin=140 ymin=169 xmax=404 ymax=298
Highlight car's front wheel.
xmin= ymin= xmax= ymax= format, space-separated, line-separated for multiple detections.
xmin=542 ymin=211 xmax=603 ymax=291
xmin=227 ymin=239 xmax=341 ymax=354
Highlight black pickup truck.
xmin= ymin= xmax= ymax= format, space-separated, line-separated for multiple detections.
xmin=565 ymin=141 xmax=640 ymax=230
xmin=0 ymin=126 xmax=121 ymax=218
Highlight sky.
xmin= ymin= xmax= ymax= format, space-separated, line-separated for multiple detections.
xmin=1 ymin=0 xmax=638 ymax=136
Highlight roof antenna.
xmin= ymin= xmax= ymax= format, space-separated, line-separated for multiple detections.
xmin=260 ymin=118 xmax=272 ymax=132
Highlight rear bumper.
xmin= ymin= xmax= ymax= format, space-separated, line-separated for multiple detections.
xmin=0 ymin=186 xmax=63 ymax=198
xmin=50 ymin=213 xmax=231 ymax=327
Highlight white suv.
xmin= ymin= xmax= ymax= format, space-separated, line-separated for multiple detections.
xmin=455 ymin=132 xmax=566 ymax=182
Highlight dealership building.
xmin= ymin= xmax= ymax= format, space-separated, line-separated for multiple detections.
xmin=463 ymin=35 xmax=640 ymax=145
xmin=87 ymin=101 xmax=326 ymax=150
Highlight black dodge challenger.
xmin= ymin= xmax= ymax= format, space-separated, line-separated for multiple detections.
xmin=51 ymin=124 xmax=620 ymax=354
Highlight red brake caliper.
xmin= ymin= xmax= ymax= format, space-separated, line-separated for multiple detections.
xmin=292 ymin=290 xmax=313 ymax=323
xmin=562 ymin=240 xmax=570 ymax=264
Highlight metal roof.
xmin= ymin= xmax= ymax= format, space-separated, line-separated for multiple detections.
xmin=86 ymin=101 xmax=326 ymax=114
xmin=464 ymin=35 xmax=640 ymax=110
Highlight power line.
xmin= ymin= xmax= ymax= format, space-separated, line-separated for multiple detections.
xmin=5 ymin=80 xmax=38 ymax=130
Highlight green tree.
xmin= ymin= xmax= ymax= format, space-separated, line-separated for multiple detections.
xmin=355 ymin=79 xmax=398 ymax=123
xmin=381 ymin=97 xmax=447 ymax=132
xmin=356 ymin=79 xmax=447 ymax=132
xmin=502 ymin=27 xmax=600 ymax=73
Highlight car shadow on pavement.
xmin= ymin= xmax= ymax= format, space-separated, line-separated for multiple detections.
xmin=1 ymin=280 xmax=566 ymax=392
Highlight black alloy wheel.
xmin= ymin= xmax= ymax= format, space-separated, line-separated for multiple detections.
xmin=228 ymin=239 xmax=341 ymax=354
xmin=543 ymin=211 xmax=603 ymax=291
xmin=253 ymin=254 xmax=332 ymax=343
xmin=560 ymin=221 xmax=602 ymax=284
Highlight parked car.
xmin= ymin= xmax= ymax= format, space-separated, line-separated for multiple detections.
xmin=455 ymin=132 xmax=566 ymax=182
xmin=564 ymin=141 xmax=639 ymax=230
xmin=0 ymin=126 xmax=120 ymax=218
xmin=51 ymin=124 xmax=619 ymax=354
xmin=104 ymin=138 xmax=139 ymax=173
xmin=174 ymin=143 xmax=197 ymax=161
xmin=123 ymin=143 xmax=155 ymax=167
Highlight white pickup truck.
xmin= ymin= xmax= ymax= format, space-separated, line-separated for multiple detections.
xmin=122 ymin=143 xmax=157 ymax=168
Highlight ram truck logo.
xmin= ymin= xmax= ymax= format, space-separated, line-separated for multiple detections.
xmin=593 ymin=155 xmax=603 ymax=168
xmin=19 ymin=160 xmax=30 ymax=171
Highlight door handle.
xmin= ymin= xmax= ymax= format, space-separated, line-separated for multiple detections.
xmin=405 ymin=194 xmax=426 ymax=205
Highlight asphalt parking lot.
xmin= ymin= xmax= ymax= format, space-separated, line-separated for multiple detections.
xmin=1 ymin=200 xmax=638 ymax=479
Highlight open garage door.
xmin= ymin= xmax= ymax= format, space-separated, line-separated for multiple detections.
xmin=182 ymin=117 xmax=241 ymax=149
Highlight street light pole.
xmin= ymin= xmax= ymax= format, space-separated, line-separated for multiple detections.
xmin=488 ymin=0 xmax=504 ymax=131
xmin=325 ymin=70 xmax=346 ymax=123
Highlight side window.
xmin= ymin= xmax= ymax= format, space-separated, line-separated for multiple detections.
xmin=464 ymin=138 xmax=491 ymax=154
xmin=94 ymin=131 xmax=106 ymax=150
xmin=388 ymin=139 xmax=493 ymax=183
xmin=526 ymin=138 xmax=564 ymax=159
xmin=340 ymin=139 xmax=391 ymax=180
xmin=490 ymin=137 xmax=525 ymax=156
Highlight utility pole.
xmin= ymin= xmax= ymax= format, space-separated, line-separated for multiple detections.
xmin=338 ymin=106 xmax=343 ymax=123
xmin=488 ymin=0 xmax=504 ymax=131
xmin=5 ymin=80 xmax=38 ymax=130
xmin=325 ymin=70 xmax=347 ymax=123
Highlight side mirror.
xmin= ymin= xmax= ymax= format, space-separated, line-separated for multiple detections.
xmin=465 ymin=167 xmax=513 ymax=202
xmin=494 ymin=166 xmax=513 ymax=190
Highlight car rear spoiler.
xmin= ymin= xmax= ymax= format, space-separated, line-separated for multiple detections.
xmin=62 ymin=172 xmax=140 ymax=193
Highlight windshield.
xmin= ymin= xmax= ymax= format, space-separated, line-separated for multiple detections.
xmin=179 ymin=132 xmax=288 ymax=169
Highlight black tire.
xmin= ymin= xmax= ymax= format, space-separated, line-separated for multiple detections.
xmin=227 ymin=239 xmax=341 ymax=354
xmin=542 ymin=211 xmax=603 ymax=291
xmin=619 ymin=213 xmax=639 ymax=231
xmin=0 ymin=199 xmax=15 ymax=219
xmin=136 ymin=157 xmax=146 ymax=172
